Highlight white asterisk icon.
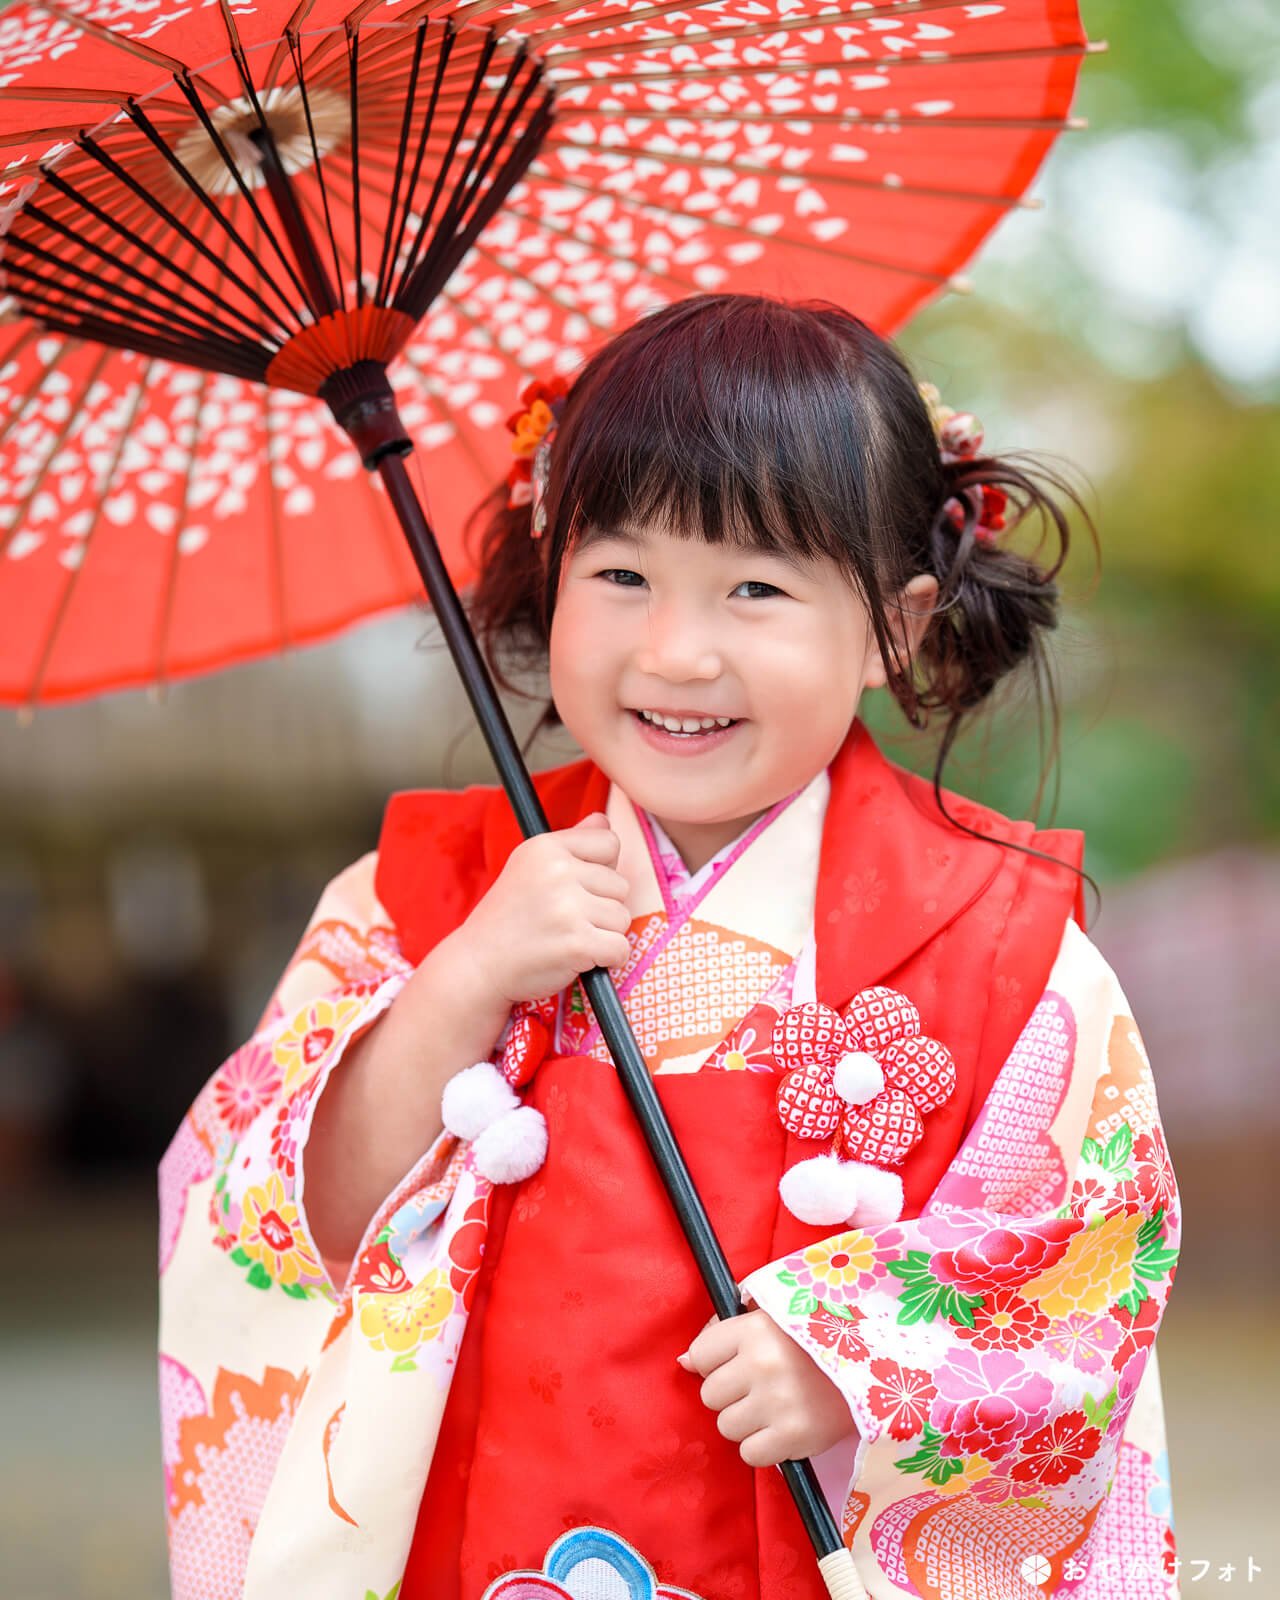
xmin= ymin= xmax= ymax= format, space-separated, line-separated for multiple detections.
xmin=1020 ymin=1551 xmax=1053 ymax=1587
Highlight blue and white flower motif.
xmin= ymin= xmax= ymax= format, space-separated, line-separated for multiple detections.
xmin=481 ymin=1525 xmax=703 ymax=1599
xmin=384 ymin=1193 xmax=448 ymax=1264
xmin=1147 ymin=1448 xmax=1174 ymax=1525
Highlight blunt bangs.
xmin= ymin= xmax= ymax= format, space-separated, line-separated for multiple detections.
xmin=546 ymin=297 xmax=921 ymax=581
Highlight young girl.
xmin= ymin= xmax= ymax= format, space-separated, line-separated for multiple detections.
xmin=158 ymin=295 xmax=1179 ymax=1600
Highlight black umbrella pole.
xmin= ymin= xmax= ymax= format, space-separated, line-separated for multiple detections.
xmin=371 ymin=447 xmax=866 ymax=1599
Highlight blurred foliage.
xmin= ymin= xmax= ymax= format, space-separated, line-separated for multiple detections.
xmin=882 ymin=0 xmax=1280 ymax=881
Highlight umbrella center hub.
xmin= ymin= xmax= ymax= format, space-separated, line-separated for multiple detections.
xmin=173 ymin=85 xmax=350 ymax=197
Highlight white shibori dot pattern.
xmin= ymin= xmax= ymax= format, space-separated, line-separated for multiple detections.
xmin=0 ymin=0 xmax=1090 ymax=705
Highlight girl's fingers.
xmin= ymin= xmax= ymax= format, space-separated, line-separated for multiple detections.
xmin=576 ymin=863 xmax=632 ymax=904
xmin=681 ymin=1314 xmax=740 ymax=1376
xmin=584 ymin=891 xmax=632 ymax=936
xmin=714 ymin=1395 xmax=766 ymax=1446
xmin=565 ymin=820 xmax=621 ymax=864
xmin=698 ymin=1360 xmax=751 ymax=1415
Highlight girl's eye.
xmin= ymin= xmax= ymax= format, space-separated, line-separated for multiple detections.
xmin=733 ymin=580 xmax=783 ymax=600
xmin=598 ymin=568 xmax=646 ymax=587
xmin=597 ymin=570 xmax=782 ymax=600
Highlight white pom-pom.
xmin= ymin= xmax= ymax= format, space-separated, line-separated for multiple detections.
xmin=846 ymin=1162 xmax=904 ymax=1225
xmin=441 ymin=1061 xmax=519 ymax=1141
xmin=472 ymin=1105 xmax=548 ymax=1184
xmin=832 ymin=1050 xmax=884 ymax=1106
xmin=779 ymin=1154 xmax=861 ymax=1226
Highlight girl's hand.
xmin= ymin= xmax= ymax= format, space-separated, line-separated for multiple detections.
xmin=678 ymin=1309 xmax=860 ymax=1468
xmin=451 ymin=812 xmax=633 ymax=1009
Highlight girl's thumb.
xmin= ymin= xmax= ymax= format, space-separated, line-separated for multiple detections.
xmin=580 ymin=811 xmax=608 ymax=827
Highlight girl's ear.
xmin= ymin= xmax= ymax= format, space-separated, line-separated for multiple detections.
xmin=862 ymin=573 xmax=939 ymax=690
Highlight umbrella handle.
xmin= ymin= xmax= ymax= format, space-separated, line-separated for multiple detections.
xmin=369 ymin=439 xmax=869 ymax=1600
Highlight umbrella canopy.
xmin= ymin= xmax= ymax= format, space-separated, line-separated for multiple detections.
xmin=0 ymin=0 xmax=1094 ymax=709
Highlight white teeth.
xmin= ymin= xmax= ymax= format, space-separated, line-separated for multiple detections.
xmin=637 ymin=709 xmax=735 ymax=733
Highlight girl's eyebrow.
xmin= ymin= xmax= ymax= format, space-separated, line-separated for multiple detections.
xmin=574 ymin=523 xmax=815 ymax=575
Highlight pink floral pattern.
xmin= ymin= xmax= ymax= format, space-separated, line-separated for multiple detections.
xmin=212 ymin=1039 xmax=281 ymax=1135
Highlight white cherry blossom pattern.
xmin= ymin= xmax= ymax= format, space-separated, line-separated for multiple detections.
xmin=0 ymin=0 xmax=1091 ymax=708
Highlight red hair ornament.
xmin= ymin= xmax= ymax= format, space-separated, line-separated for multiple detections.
xmin=774 ymin=986 xmax=957 ymax=1227
xmin=505 ymin=375 xmax=569 ymax=538
xmin=918 ymin=380 xmax=1008 ymax=546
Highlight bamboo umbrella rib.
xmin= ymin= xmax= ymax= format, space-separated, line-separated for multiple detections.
xmin=551 ymin=39 xmax=1099 ymax=90
xmin=162 ymin=79 xmax=320 ymax=320
xmin=7 ymin=208 xmax=262 ymax=354
xmin=73 ymin=123 xmax=303 ymax=331
xmin=262 ymin=0 xmax=324 ymax=91
xmin=373 ymin=17 xmax=430 ymax=302
xmin=2 ymin=240 xmax=262 ymax=372
xmin=22 ymin=175 xmax=280 ymax=347
xmin=522 ymin=163 xmax=959 ymax=282
xmin=397 ymin=28 xmax=501 ymax=292
xmin=540 ymin=135 xmax=1035 ymax=209
xmin=22 ymin=355 xmax=151 ymax=709
xmin=282 ymin=26 xmax=350 ymax=312
xmin=383 ymin=21 xmax=460 ymax=303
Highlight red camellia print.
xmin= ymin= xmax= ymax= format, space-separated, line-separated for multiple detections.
xmin=866 ymin=1359 xmax=937 ymax=1441
xmin=932 ymin=1218 xmax=1082 ymax=1294
xmin=806 ymin=1304 xmax=870 ymax=1363
xmin=1009 ymin=1409 xmax=1103 ymax=1486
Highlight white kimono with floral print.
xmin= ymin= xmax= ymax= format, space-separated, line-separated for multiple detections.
xmin=159 ymin=771 xmax=1179 ymax=1600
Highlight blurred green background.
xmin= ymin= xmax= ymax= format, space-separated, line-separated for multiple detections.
xmin=2 ymin=1 xmax=1278 ymax=1593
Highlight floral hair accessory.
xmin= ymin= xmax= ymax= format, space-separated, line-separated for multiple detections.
xmin=506 ymin=375 xmax=569 ymax=538
xmin=918 ymin=379 xmax=1008 ymax=546
xmin=772 ymin=986 xmax=957 ymax=1227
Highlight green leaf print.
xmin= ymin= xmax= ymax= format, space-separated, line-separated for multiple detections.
xmin=887 ymin=1251 xmax=985 ymax=1327
xmin=788 ymin=1288 xmax=820 ymax=1317
xmin=281 ymin=1282 xmax=311 ymax=1300
xmin=894 ymin=1424 xmax=966 ymax=1486
xmin=776 ymin=1269 xmax=799 ymax=1288
xmin=229 ymin=1246 xmax=251 ymax=1267
xmin=245 ymin=1261 xmax=273 ymax=1290
xmin=1082 ymin=1386 xmax=1118 ymax=1433
xmin=1102 ymin=1123 xmax=1133 ymax=1175
xmin=569 ymin=981 xmax=586 ymax=1016
xmin=1116 ymin=1207 xmax=1180 ymax=1315
xmin=389 ymin=1353 xmax=418 ymax=1374
xmin=365 ymin=1585 xmax=402 ymax=1600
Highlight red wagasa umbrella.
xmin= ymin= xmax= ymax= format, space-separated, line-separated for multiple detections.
xmin=0 ymin=1 xmax=1095 ymax=1589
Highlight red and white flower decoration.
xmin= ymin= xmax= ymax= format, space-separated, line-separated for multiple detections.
xmin=773 ymin=986 xmax=956 ymax=1227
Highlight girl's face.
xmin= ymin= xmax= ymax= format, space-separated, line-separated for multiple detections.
xmin=549 ymin=521 xmax=927 ymax=871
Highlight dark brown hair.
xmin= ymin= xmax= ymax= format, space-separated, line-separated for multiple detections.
xmin=466 ymin=293 xmax=1093 ymax=814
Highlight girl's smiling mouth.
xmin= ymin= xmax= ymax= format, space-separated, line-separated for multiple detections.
xmin=629 ymin=707 xmax=743 ymax=753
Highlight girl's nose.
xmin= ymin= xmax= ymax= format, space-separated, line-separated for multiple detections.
xmin=635 ymin=603 xmax=722 ymax=682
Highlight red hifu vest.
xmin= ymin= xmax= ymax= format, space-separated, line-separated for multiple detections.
xmin=375 ymin=722 xmax=1083 ymax=1599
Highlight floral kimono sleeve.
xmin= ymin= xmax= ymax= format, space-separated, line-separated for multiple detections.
xmin=158 ymin=852 xmax=472 ymax=1600
xmin=742 ymin=919 xmax=1181 ymax=1599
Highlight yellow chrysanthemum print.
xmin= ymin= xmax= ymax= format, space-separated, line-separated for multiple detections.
xmin=799 ymin=1231 xmax=879 ymax=1295
xmin=359 ymin=1269 xmax=455 ymax=1355
xmin=273 ymin=995 xmax=366 ymax=1093
xmin=238 ymin=1174 xmax=322 ymax=1287
xmin=1018 ymin=1209 xmax=1146 ymax=1320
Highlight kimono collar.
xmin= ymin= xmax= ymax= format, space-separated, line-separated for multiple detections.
xmin=376 ymin=720 xmax=1017 ymax=987
xmin=812 ymin=720 xmax=1006 ymax=1008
